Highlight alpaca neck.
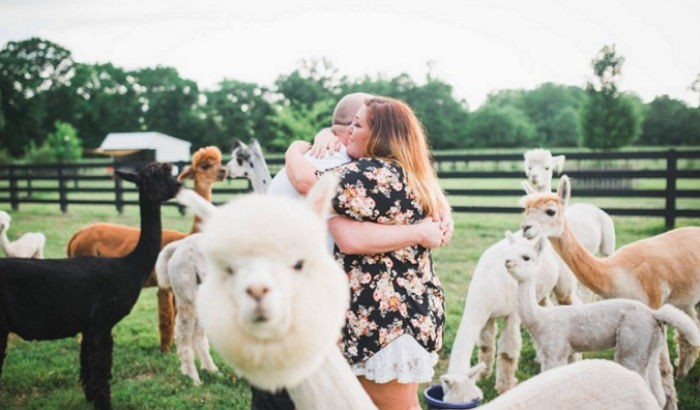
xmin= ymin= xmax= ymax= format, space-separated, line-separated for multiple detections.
xmin=127 ymin=193 xmax=162 ymax=276
xmin=516 ymin=275 xmax=542 ymax=330
xmin=250 ymin=158 xmax=272 ymax=194
xmin=189 ymin=181 xmax=213 ymax=234
xmin=0 ymin=229 xmax=10 ymax=256
xmin=549 ymin=220 xmax=612 ymax=296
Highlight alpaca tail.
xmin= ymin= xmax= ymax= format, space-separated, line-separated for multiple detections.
xmin=654 ymin=304 xmax=700 ymax=347
xmin=65 ymin=229 xmax=82 ymax=257
xmin=155 ymin=241 xmax=178 ymax=289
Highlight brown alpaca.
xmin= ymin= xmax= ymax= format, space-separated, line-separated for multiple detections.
xmin=520 ymin=176 xmax=700 ymax=382
xmin=66 ymin=146 xmax=226 ymax=353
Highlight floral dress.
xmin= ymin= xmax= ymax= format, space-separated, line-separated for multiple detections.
xmin=331 ymin=157 xmax=445 ymax=366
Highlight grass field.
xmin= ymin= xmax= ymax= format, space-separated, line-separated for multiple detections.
xmin=0 ymin=197 xmax=699 ymax=409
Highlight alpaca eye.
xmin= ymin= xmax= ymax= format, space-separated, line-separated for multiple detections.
xmin=544 ymin=167 xmax=550 ymax=171
xmin=200 ymin=163 xmax=211 ymax=170
xmin=522 ymin=255 xmax=530 ymax=261
xmin=226 ymin=267 xmax=235 ymax=275
xmin=293 ymin=260 xmax=304 ymax=271
xmin=545 ymin=209 xmax=556 ymax=217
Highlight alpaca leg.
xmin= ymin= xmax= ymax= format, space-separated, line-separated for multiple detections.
xmin=658 ymin=343 xmax=678 ymax=410
xmin=80 ymin=331 xmax=96 ymax=402
xmin=194 ymin=321 xmax=218 ymax=373
xmin=175 ymin=303 xmax=201 ymax=385
xmin=477 ymin=318 xmax=497 ymax=378
xmin=494 ymin=314 xmax=521 ymax=394
xmin=0 ymin=320 xmax=7 ymax=380
xmin=674 ymin=307 xmax=700 ymax=378
xmin=89 ymin=329 xmax=114 ymax=410
xmin=157 ymin=288 xmax=176 ymax=353
xmin=552 ymin=263 xmax=581 ymax=306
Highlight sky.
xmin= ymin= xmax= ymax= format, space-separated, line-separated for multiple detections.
xmin=1 ymin=0 xmax=699 ymax=109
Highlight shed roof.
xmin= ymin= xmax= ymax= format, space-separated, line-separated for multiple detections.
xmin=99 ymin=132 xmax=191 ymax=150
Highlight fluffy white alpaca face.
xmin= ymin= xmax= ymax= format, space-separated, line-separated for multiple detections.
xmin=441 ymin=363 xmax=486 ymax=403
xmin=521 ymin=176 xmax=570 ymax=240
xmin=226 ymin=140 xmax=264 ymax=179
xmin=503 ymin=232 xmax=543 ymax=282
xmin=523 ymin=149 xmax=564 ymax=192
xmin=0 ymin=210 xmax=10 ymax=232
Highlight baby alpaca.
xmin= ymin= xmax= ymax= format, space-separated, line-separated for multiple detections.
xmin=480 ymin=359 xmax=660 ymax=410
xmin=176 ymin=174 xmax=376 ymax=410
xmin=155 ymin=234 xmax=218 ymax=385
xmin=440 ymin=363 xmax=486 ymax=403
xmin=443 ymin=231 xmax=559 ymax=398
xmin=0 ymin=210 xmax=45 ymax=258
xmin=503 ymin=231 xmax=700 ymax=409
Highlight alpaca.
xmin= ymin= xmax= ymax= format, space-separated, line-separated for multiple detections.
xmin=479 ymin=359 xmax=660 ymax=410
xmin=0 ymin=162 xmax=181 ymax=410
xmin=520 ymin=175 xmax=700 ymax=379
xmin=154 ymin=140 xmax=271 ymax=385
xmin=523 ymin=148 xmax=616 ymax=303
xmin=0 ymin=210 xmax=45 ymax=258
xmin=442 ymin=230 xmax=559 ymax=398
xmin=176 ymin=174 xmax=377 ymax=410
xmin=66 ymin=146 xmax=226 ymax=353
xmin=226 ymin=138 xmax=271 ymax=194
xmin=504 ymin=231 xmax=700 ymax=409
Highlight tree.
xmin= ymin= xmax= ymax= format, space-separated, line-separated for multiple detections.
xmin=639 ymin=95 xmax=700 ymax=146
xmin=580 ymin=45 xmax=641 ymax=149
xmin=274 ymin=58 xmax=340 ymax=111
xmin=269 ymin=99 xmax=335 ymax=151
xmin=465 ymin=105 xmax=537 ymax=148
xmin=46 ymin=121 xmax=82 ymax=161
xmin=0 ymin=37 xmax=74 ymax=155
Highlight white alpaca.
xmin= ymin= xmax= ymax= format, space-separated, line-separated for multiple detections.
xmin=521 ymin=176 xmax=700 ymax=380
xmin=504 ymin=231 xmax=700 ymax=409
xmin=523 ymin=148 xmax=616 ymax=303
xmin=0 ymin=210 xmax=45 ymax=258
xmin=442 ymin=230 xmax=559 ymax=399
xmin=226 ymin=138 xmax=271 ymax=194
xmin=176 ymin=174 xmax=377 ymax=410
xmin=480 ymin=360 xmax=661 ymax=410
xmin=155 ymin=142 xmax=271 ymax=385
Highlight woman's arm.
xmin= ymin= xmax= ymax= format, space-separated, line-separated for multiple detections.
xmin=329 ymin=215 xmax=445 ymax=255
xmin=285 ymin=140 xmax=317 ymax=195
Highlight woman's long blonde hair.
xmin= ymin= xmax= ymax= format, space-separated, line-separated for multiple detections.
xmin=364 ymin=96 xmax=441 ymax=216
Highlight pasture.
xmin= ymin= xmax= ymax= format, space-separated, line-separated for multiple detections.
xmin=0 ymin=194 xmax=699 ymax=408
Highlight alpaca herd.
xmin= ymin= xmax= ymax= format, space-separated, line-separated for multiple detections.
xmin=0 ymin=145 xmax=698 ymax=410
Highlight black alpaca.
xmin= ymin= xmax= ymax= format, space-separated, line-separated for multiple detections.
xmin=0 ymin=162 xmax=181 ymax=410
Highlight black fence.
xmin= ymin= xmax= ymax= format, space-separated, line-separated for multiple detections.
xmin=0 ymin=149 xmax=698 ymax=228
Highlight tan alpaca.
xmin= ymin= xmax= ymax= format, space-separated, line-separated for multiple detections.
xmin=66 ymin=146 xmax=227 ymax=353
xmin=520 ymin=175 xmax=700 ymax=382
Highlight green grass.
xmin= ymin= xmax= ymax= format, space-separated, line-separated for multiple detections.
xmin=0 ymin=201 xmax=699 ymax=409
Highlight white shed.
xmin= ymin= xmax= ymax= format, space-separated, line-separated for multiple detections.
xmin=97 ymin=132 xmax=191 ymax=162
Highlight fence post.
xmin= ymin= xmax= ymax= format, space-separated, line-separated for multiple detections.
xmin=9 ymin=165 xmax=19 ymax=211
xmin=58 ymin=163 xmax=68 ymax=213
xmin=114 ymin=175 xmax=124 ymax=214
xmin=665 ymin=149 xmax=677 ymax=230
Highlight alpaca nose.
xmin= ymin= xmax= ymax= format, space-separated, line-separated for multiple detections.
xmin=522 ymin=224 xmax=532 ymax=234
xmin=504 ymin=259 xmax=513 ymax=269
xmin=246 ymin=286 xmax=269 ymax=301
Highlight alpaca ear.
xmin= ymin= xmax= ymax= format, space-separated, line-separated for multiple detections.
xmin=176 ymin=188 xmax=216 ymax=222
xmin=306 ymin=173 xmax=338 ymax=217
xmin=553 ymin=155 xmax=566 ymax=174
xmin=232 ymin=138 xmax=243 ymax=150
xmin=440 ymin=374 xmax=454 ymax=387
xmin=505 ymin=230 xmax=517 ymax=244
xmin=177 ymin=165 xmax=195 ymax=182
xmin=521 ymin=180 xmax=536 ymax=195
xmin=557 ymin=175 xmax=571 ymax=208
xmin=115 ymin=169 xmax=139 ymax=184
xmin=468 ymin=362 xmax=487 ymax=379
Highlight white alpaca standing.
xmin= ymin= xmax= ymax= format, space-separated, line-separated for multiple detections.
xmin=442 ymin=230 xmax=559 ymax=399
xmin=523 ymin=148 xmax=616 ymax=303
xmin=176 ymin=174 xmax=377 ymax=410
xmin=503 ymin=231 xmax=700 ymax=409
xmin=480 ymin=359 xmax=661 ymax=410
xmin=155 ymin=142 xmax=271 ymax=385
xmin=0 ymin=210 xmax=45 ymax=259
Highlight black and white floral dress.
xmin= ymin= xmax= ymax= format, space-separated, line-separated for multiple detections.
xmin=331 ymin=157 xmax=445 ymax=383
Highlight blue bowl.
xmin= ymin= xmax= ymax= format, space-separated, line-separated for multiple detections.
xmin=423 ymin=384 xmax=481 ymax=410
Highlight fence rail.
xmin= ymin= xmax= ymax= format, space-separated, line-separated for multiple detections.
xmin=0 ymin=149 xmax=698 ymax=228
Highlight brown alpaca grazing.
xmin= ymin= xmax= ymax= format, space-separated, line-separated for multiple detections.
xmin=66 ymin=146 xmax=226 ymax=353
xmin=520 ymin=176 xmax=700 ymax=383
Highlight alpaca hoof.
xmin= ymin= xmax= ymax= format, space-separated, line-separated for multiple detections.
xmin=204 ymin=363 xmax=219 ymax=373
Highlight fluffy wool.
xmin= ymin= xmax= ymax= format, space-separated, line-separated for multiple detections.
xmin=177 ymin=174 xmax=376 ymax=409
xmin=0 ymin=210 xmax=45 ymax=258
xmin=504 ymin=231 xmax=700 ymax=409
xmin=480 ymin=359 xmax=661 ymax=410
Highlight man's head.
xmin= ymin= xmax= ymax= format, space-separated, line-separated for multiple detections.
xmin=331 ymin=92 xmax=373 ymax=144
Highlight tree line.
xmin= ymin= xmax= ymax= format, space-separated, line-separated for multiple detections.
xmin=0 ymin=37 xmax=699 ymax=163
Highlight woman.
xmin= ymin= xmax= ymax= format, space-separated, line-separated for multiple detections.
xmin=286 ymin=96 xmax=449 ymax=410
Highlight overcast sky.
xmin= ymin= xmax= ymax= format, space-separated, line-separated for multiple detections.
xmin=1 ymin=0 xmax=698 ymax=108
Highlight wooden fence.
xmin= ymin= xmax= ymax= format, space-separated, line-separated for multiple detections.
xmin=0 ymin=149 xmax=698 ymax=228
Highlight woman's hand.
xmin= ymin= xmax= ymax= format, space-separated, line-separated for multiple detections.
xmin=435 ymin=207 xmax=455 ymax=246
xmin=309 ymin=128 xmax=342 ymax=158
xmin=415 ymin=217 xmax=445 ymax=249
